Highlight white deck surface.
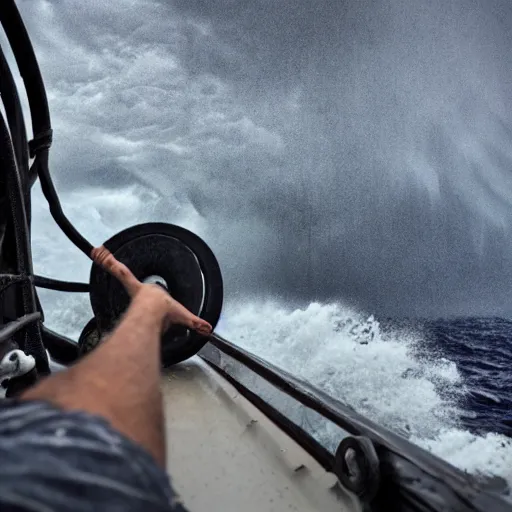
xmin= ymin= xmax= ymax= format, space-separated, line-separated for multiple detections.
xmin=162 ymin=357 xmax=360 ymax=512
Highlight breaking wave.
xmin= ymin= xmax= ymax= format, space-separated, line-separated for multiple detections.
xmin=32 ymin=184 xmax=512 ymax=493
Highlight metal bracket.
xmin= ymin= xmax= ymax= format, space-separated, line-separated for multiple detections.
xmin=334 ymin=436 xmax=380 ymax=503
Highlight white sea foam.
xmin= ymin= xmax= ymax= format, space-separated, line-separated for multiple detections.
xmin=32 ymin=184 xmax=512 ymax=492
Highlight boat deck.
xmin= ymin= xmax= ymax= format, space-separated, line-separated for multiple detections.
xmin=162 ymin=357 xmax=360 ymax=512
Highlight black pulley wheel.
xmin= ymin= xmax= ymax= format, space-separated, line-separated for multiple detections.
xmin=89 ymin=222 xmax=223 ymax=367
xmin=78 ymin=317 xmax=101 ymax=356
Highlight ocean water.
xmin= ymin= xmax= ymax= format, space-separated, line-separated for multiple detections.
xmin=219 ymin=303 xmax=512 ymax=488
xmin=409 ymin=317 xmax=512 ymax=438
xmin=31 ymin=184 xmax=512 ymax=495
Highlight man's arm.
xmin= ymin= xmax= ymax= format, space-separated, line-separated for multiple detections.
xmin=21 ymin=283 xmax=210 ymax=467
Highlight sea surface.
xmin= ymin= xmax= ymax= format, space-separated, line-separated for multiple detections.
xmin=219 ymin=302 xmax=512 ymax=492
xmin=412 ymin=317 xmax=512 ymax=438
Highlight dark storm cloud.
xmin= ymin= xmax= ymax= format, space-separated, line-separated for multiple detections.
xmin=10 ymin=0 xmax=512 ymax=316
xmin=167 ymin=0 xmax=512 ymax=317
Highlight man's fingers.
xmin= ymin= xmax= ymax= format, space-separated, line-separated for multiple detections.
xmin=91 ymin=246 xmax=142 ymax=297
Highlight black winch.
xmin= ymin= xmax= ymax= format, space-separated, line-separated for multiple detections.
xmin=84 ymin=222 xmax=223 ymax=367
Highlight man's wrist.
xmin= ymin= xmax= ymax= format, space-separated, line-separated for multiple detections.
xmin=131 ymin=285 xmax=169 ymax=329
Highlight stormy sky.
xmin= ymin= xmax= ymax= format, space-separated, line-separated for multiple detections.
xmin=7 ymin=0 xmax=512 ymax=318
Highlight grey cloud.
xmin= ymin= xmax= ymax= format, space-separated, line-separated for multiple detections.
xmin=12 ymin=0 xmax=512 ymax=317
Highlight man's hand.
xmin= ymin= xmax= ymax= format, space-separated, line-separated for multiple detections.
xmin=91 ymin=246 xmax=142 ymax=298
xmin=91 ymin=246 xmax=212 ymax=335
xmin=134 ymin=285 xmax=212 ymax=335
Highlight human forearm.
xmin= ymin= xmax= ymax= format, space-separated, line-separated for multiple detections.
xmin=86 ymin=287 xmax=169 ymax=374
xmin=23 ymin=288 xmax=167 ymax=402
xmin=21 ymin=287 xmax=170 ymax=465
xmin=20 ymin=268 xmax=210 ymax=467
